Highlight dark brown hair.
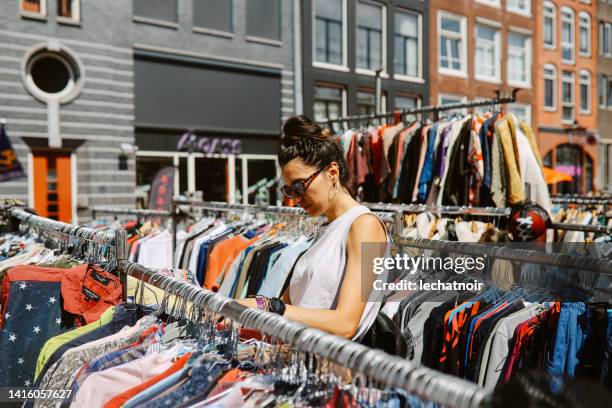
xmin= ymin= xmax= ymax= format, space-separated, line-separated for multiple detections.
xmin=279 ymin=115 xmax=349 ymax=188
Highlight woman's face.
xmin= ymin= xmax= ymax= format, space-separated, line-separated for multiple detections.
xmin=281 ymin=158 xmax=334 ymax=216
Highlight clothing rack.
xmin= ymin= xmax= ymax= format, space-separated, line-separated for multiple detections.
xmin=171 ymin=199 xmax=314 ymax=264
xmin=171 ymin=199 xmax=398 ymax=252
xmin=6 ymin=206 xmax=129 ymax=299
xmin=549 ymin=222 xmax=612 ymax=235
xmin=551 ymin=195 xmax=612 ymax=205
xmin=365 ymin=203 xmax=511 ymax=237
xmin=116 ymin=259 xmax=488 ymax=408
xmin=91 ymin=206 xmax=171 ymax=220
xmin=317 ymin=90 xmax=520 ymax=127
xmin=397 ymin=237 xmax=612 ymax=275
xmin=364 ymin=203 xmax=612 ymax=237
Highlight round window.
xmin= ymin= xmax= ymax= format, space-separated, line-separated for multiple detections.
xmin=22 ymin=43 xmax=84 ymax=103
xmin=30 ymin=55 xmax=72 ymax=94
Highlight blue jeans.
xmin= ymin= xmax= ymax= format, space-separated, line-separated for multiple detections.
xmin=547 ymin=302 xmax=589 ymax=377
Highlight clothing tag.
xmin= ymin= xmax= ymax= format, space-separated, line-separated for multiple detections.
xmin=82 ymin=287 xmax=101 ymax=302
xmin=90 ymin=270 xmax=110 ymax=285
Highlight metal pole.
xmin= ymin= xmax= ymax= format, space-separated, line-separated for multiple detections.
xmin=375 ymin=69 xmax=383 ymax=114
xmin=114 ymin=229 xmax=128 ymax=302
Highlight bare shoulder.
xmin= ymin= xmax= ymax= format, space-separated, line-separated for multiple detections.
xmin=348 ymin=213 xmax=387 ymax=243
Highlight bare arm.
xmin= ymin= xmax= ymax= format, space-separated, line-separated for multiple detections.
xmin=239 ymin=214 xmax=386 ymax=339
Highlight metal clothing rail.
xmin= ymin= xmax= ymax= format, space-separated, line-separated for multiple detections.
xmin=171 ymin=199 xmax=312 ymax=263
xmin=91 ymin=207 xmax=171 ymax=220
xmin=8 ymin=206 xmax=129 ymax=299
xmin=550 ymin=222 xmax=612 ymax=235
xmin=398 ymin=237 xmax=612 ymax=275
xmin=551 ymin=195 xmax=611 ymax=204
xmin=316 ymin=90 xmax=519 ymax=127
xmin=173 ymin=199 xmax=307 ymax=216
xmin=117 ymin=260 xmax=488 ymax=408
xmin=365 ymin=203 xmax=612 ymax=237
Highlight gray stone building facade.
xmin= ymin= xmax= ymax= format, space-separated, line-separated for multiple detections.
xmin=0 ymin=0 xmax=296 ymax=221
xmin=598 ymin=0 xmax=612 ymax=192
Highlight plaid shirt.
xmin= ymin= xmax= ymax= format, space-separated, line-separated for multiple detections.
xmin=67 ymin=326 xmax=164 ymax=400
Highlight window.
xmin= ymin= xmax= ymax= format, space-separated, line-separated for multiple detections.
xmin=133 ymin=0 xmax=177 ymax=24
xmin=358 ymin=90 xmax=376 ymax=116
xmin=475 ymin=0 xmax=500 ymax=7
xmin=394 ymin=9 xmax=420 ymax=79
xmin=474 ymin=24 xmax=500 ymax=82
xmin=508 ymin=103 xmax=532 ymax=125
xmin=314 ymin=0 xmax=345 ymax=67
xmin=578 ymin=12 xmax=591 ymax=56
xmin=438 ymin=12 xmax=467 ymax=76
xmin=543 ymin=2 xmax=556 ymax=48
xmin=608 ymin=79 xmax=612 ymax=107
xmin=579 ymin=70 xmax=591 ymax=114
xmin=600 ymin=22 xmax=612 ymax=57
xmin=561 ymin=7 xmax=575 ymax=63
xmin=562 ymin=71 xmax=575 ymax=123
xmin=507 ymin=0 xmax=531 ymax=15
xmin=356 ymin=1 xmax=384 ymax=72
xmin=553 ymin=144 xmax=592 ymax=194
xmin=543 ymin=65 xmax=557 ymax=110
xmin=395 ymin=95 xmax=420 ymax=122
xmin=21 ymin=0 xmax=46 ymax=16
xmin=313 ymin=85 xmax=344 ymax=122
xmin=508 ymin=32 xmax=531 ymax=87
xmin=193 ymin=0 xmax=232 ymax=33
xmin=438 ymin=93 xmax=468 ymax=116
xmin=247 ymin=0 xmax=280 ymax=41
xmin=57 ymin=0 xmax=79 ymax=22
xmin=599 ymin=74 xmax=608 ymax=108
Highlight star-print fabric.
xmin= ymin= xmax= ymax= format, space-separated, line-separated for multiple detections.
xmin=0 ymin=281 xmax=62 ymax=387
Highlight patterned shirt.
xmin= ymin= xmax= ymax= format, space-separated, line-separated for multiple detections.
xmin=34 ymin=315 xmax=158 ymax=408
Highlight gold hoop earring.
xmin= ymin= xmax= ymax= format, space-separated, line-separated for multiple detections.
xmin=328 ymin=179 xmax=338 ymax=203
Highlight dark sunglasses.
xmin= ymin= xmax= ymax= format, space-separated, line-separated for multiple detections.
xmin=281 ymin=167 xmax=325 ymax=199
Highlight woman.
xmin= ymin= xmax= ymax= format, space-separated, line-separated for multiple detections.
xmin=239 ymin=115 xmax=388 ymax=340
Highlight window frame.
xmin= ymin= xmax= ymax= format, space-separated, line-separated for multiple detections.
xmin=438 ymin=93 xmax=468 ymax=116
xmin=56 ymin=0 xmax=80 ymax=24
xmin=599 ymin=74 xmax=608 ymax=109
xmin=132 ymin=0 xmax=179 ymax=28
xmin=474 ymin=23 xmax=501 ymax=84
xmin=507 ymin=30 xmax=532 ymax=88
xmin=578 ymin=12 xmax=591 ymax=57
xmin=579 ymin=70 xmax=592 ymax=115
xmin=509 ymin=103 xmax=532 ymax=126
xmin=437 ymin=11 xmax=468 ymax=78
xmin=543 ymin=64 xmax=557 ymax=112
xmin=474 ymin=0 xmax=501 ymax=8
xmin=561 ymin=71 xmax=575 ymax=124
xmin=560 ymin=7 xmax=576 ymax=65
xmin=600 ymin=22 xmax=612 ymax=58
xmin=393 ymin=8 xmax=423 ymax=83
xmin=543 ymin=1 xmax=557 ymax=49
xmin=20 ymin=0 xmax=47 ymax=19
xmin=193 ymin=0 xmax=234 ymax=36
xmin=506 ymin=0 xmax=531 ymax=17
xmin=312 ymin=0 xmax=349 ymax=71
xmin=312 ymin=84 xmax=347 ymax=122
xmin=355 ymin=0 xmax=387 ymax=76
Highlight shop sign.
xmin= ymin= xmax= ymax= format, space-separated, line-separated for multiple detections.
xmin=177 ymin=132 xmax=241 ymax=155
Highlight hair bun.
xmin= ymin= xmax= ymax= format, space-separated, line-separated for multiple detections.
xmin=281 ymin=115 xmax=330 ymax=147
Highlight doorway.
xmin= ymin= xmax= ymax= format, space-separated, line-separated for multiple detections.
xmin=32 ymin=151 xmax=73 ymax=222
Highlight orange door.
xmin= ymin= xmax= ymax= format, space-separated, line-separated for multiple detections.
xmin=32 ymin=152 xmax=72 ymax=222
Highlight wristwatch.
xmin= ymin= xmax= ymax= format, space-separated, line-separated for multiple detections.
xmin=268 ymin=297 xmax=286 ymax=316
